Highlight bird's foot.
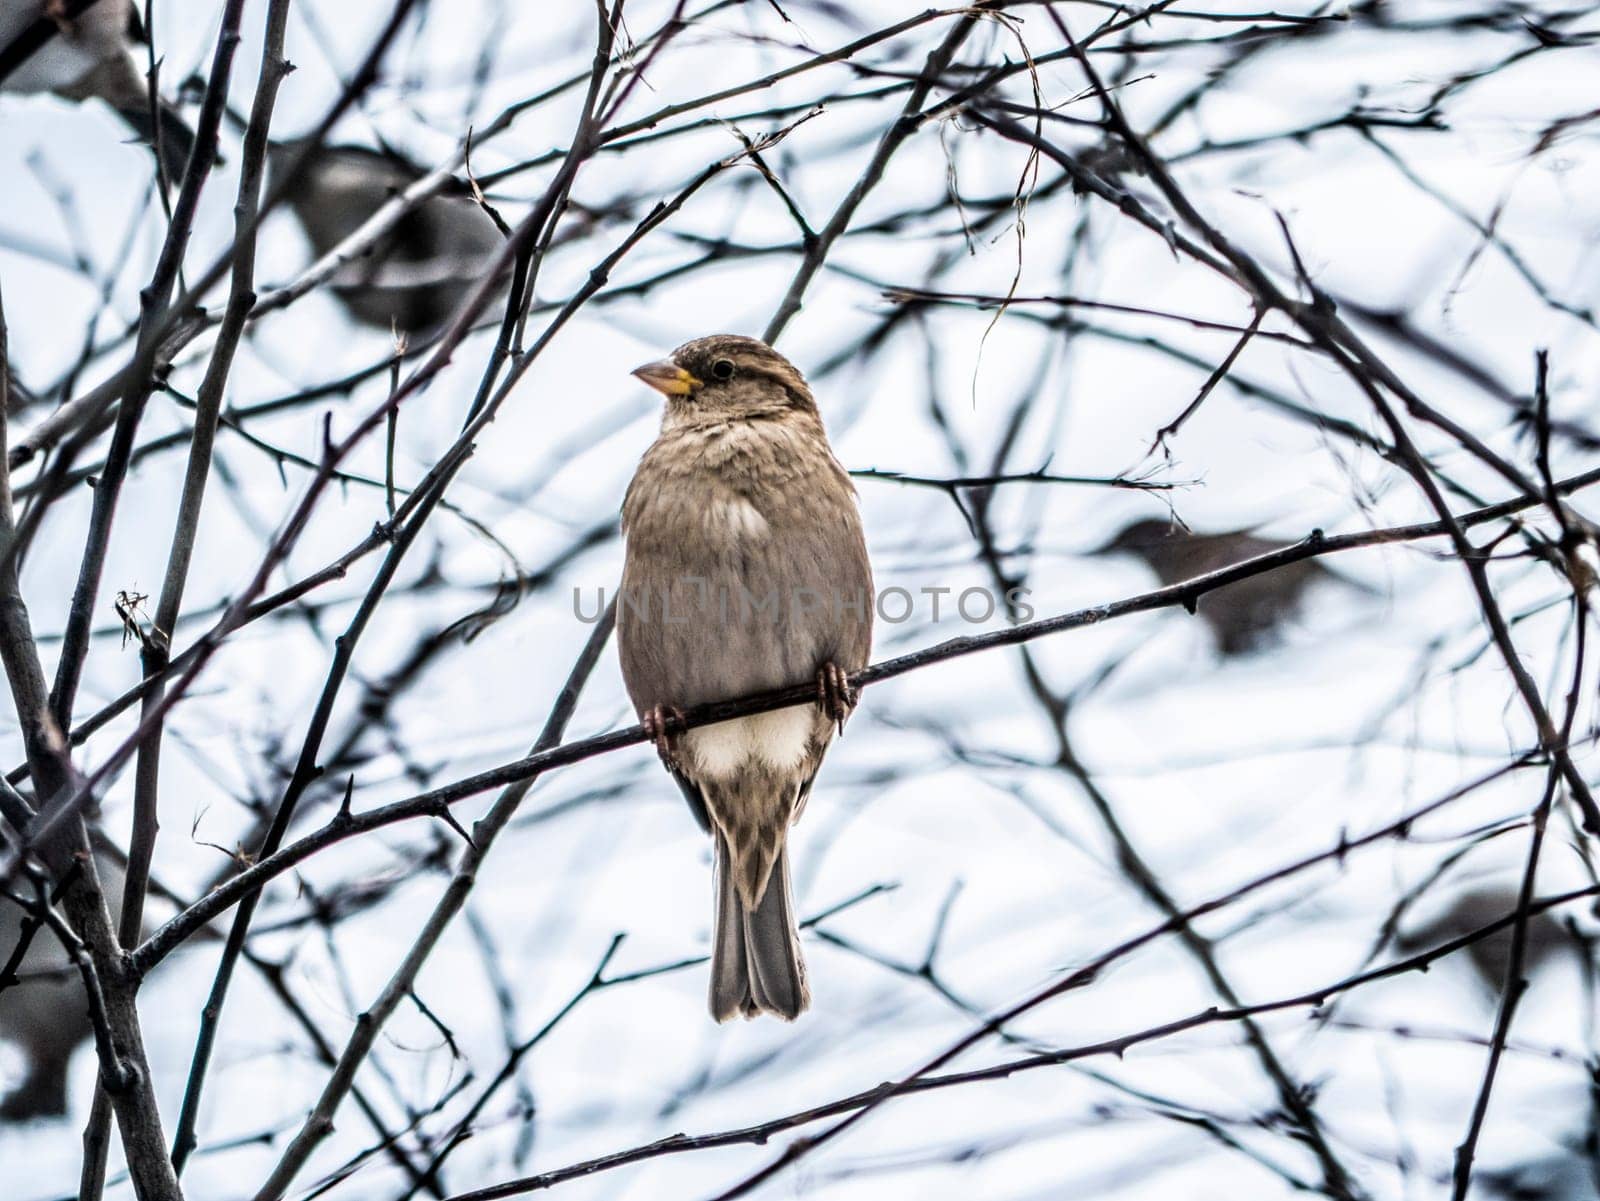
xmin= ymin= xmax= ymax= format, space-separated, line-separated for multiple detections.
xmin=642 ymin=704 xmax=687 ymax=772
xmin=816 ymin=662 xmax=857 ymax=735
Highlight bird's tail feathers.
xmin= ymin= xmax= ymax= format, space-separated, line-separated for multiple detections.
xmin=710 ymin=835 xmax=808 ymax=1022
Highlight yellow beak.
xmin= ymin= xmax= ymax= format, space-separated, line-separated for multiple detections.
xmin=631 ymin=359 xmax=700 ymax=397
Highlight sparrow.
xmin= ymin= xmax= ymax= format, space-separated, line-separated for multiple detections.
xmin=270 ymin=140 xmax=505 ymax=334
xmin=1 ymin=0 xmax=196 ymax=181
xmin=1096 ymin=518 xmax=1347 ymax=656
xmin=0 ymin=838 xmax=125 ymax=1121
xmin=619 ymin=335 xmax=872 ymax=1021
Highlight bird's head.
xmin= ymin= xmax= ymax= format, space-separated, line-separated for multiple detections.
xmin=1097 ymin=518 xmax=1185 ymax=561
xmin=631 ymin=335 xmax=817 ymax=422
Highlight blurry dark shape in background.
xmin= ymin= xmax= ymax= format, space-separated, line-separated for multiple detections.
xmin=1095 ymin=518 xmax=1361 ymax=656
xmin=270 ymin=140 xmax=506 ymax=334
xmin=0 ymin=0 xmax=196 ymax=180
xmin=1480 ymin=1147 xmax=1596 ymax=1201
xmin=0 ymin=842 xmax=124 ymax=1121
xmin=1398 ymin=882 xmax=1592 ymax=999
xmin=3 ymin=362 xmax=35 ymax=413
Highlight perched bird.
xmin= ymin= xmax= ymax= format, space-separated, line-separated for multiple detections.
xmin=270 ymin=140 xmax=505 ymax=334
xmin=0 ymin=0 xmax=196 ymax=180
xmin=0 ymin=842 xmax=125 ymax=1121
xmin=619 ymin=335 xmax=872 ymax=1021
xmin=1096 ymin=518 xmax=1343 ymax=656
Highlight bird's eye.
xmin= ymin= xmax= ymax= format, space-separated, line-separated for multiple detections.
xmin=711 ymin=358 xmax=735 ymax=380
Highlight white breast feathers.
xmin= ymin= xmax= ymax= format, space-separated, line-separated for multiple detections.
xmin=685 ymin=707 xmax=814 ymax=779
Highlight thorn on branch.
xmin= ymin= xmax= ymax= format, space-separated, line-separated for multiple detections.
xmin=436 ymin=807 xmax=476 ymax=850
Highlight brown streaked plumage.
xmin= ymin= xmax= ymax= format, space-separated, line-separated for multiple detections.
xmin=619 ymin=334 xmax=872 ymax=1021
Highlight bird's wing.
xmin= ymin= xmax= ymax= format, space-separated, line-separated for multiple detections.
xmin=671 ymin=768 xmax=711 ymax=833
